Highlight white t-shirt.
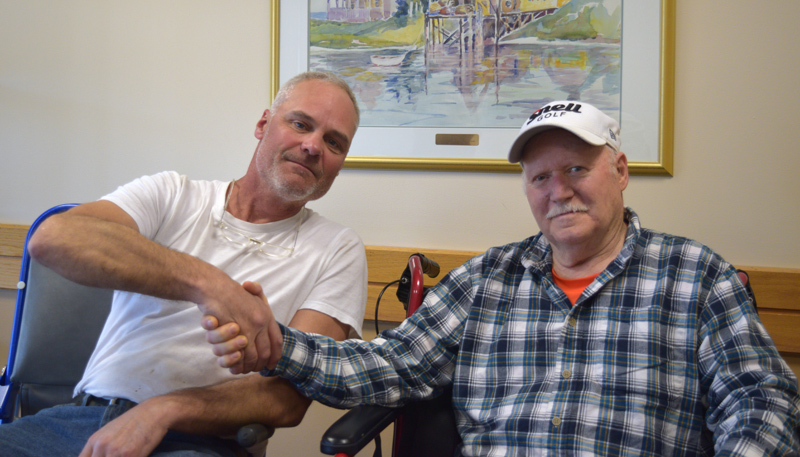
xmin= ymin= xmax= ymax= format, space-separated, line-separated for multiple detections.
xmin=75 ymin=171 xmax=367 ymax=402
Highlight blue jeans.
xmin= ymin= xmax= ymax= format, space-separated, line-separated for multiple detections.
xmin=0 ymin=404 xmax=241 ymax=457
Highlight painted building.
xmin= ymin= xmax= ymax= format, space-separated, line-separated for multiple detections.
xmin=327 ymin=0 xmax=393 ymax=23
xmin=457 ymin=0 xmax=572 ymax=16
xmin=521 ymin=0 xmax=572 ymax=12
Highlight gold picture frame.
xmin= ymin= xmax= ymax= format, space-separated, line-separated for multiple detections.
xmin=270 ymin=0 xmax=674 ymax=175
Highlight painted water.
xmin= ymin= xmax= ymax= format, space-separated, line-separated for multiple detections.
xmin=310 ymin=40 xmax=621 ymax=128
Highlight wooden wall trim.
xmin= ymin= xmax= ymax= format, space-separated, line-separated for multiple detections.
xmin=1 ymin=225 xmax=798 ymax=353
xmin=364 ymin=246 xmax=482 ymax=323
xmin=0 ymin=223 xmax=28 ymax=289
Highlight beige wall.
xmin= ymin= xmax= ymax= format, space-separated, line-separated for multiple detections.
xmin=1 ymin=1 xmax=799 ymax=268
xmin=1 ymin=0 xmax=799 ymax=455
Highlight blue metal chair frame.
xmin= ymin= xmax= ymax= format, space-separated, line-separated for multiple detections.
xmin=1 ymin=203 xmax=77 ymax=423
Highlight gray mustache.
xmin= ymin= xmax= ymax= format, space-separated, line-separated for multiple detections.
xmin=546 ymin=203 xmax=588 ymax=219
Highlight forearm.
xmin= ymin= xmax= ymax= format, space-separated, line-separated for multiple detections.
xmin=701 ymin=277 xmax=800 ymax=453
xmin=270 ymin=323 xmax=452 ymax=409
xmin=28 ymin=208 xmax=219 ymax=304
xmin=137 ymin=375 xmax=311 ymax=436
xmin=712 ymin=387 xmax=800 ymax=455
xmin=27 ymin=204 xmax=269 ymax=332
xmin=708 ymin=347 xmax=800 ymax=453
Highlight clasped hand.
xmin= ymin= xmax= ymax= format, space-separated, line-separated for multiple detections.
xmin=202 ymin=281 xmax=282 ymax=374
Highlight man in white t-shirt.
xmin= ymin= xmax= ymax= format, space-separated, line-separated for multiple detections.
xmin=0 ymin=71 xmax=367 ymax=457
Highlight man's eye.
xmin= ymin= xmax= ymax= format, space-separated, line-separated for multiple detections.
xmin=292 ymin=121 xmax=307 ymax=130
xmin=327 ymin=138 xmax=344 ymax=154
xmin=530 ymin=175 xmax=547 ymax=185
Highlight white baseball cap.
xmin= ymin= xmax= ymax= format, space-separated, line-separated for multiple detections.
xmin=507 ymin=101 xmax=621 ymax=163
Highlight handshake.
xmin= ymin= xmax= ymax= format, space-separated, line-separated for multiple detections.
xmin=201 ymin=281 xmax=282 ymax=375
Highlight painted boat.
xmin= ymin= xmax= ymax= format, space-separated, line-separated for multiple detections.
xmin=370 ymin=53 xmax=407 ymax=66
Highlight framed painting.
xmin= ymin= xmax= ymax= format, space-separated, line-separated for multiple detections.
xmin=272 ymin=0 xmax=674 ymax=175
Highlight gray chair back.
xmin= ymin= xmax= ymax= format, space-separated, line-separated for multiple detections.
xmin=1 ymin=205 xmax=272 ymax=454
xmin=4 ymin=207 xmax=112 ymax=419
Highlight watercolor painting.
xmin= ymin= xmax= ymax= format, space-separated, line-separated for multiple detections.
xmin=308 ymin=0 xmax=622 ymax=129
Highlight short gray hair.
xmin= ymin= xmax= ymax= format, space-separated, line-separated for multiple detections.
xmin=271 ymin=71 xmax=360 ymax=128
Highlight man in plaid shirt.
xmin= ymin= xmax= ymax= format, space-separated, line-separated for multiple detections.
xmin=209 ymin=101 xmax=800 ymax=456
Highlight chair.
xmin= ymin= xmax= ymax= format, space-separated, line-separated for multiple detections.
xmin=319 ymin=261 xmax=761 ymax=457
xmin=0 ymin=204 xmax=272 ymax=454
xmin=736 ymin=269 xmax=758 ymax=312
xmin=320 ymin=253 xmax=461 ymax=457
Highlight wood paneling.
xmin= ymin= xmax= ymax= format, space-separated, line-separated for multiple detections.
xmin=745 ymin=267 xmax=800 ymax=311
xmin=364 ymin=246 xmax=480 ymax=324
xmin=0 ymin=223 xmax=27 ymax=289
xmin=758 ymin=310 xmax=800 ymax=354
xmin=365 ymin=245 xmax=480 ymax=284
xmin=1 ymin=225 xmax=797 ymax=353
xmin=0 ymin=224 xmax=27 ymax=257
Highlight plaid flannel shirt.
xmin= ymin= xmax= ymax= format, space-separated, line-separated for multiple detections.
xmin=268 ymin=209 xmax=800 ymax=456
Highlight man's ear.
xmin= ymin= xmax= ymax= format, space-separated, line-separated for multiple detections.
xmin=615 ymin=151 xmax=629 ymax=191
xmin=255 ymin=109 xmax=270 ymax=140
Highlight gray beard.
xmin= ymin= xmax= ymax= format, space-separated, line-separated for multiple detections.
xmin=267 ymin=168 xmax=324 ymax=203
xmin=273 ymin=178 xmax=316 ymax=202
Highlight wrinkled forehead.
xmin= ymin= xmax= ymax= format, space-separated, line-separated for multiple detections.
xmin=299 ymin=79 xmax=359 ymax=120
xmin=521 ymin=135 xmax=617 ymax=179
xmin=282 ymin=81 xmax=357 ymax=127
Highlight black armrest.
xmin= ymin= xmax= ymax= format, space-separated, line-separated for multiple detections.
xmin=321 ymin=405 xmax=400 ymax=455
xmin=236 ymin=423 xmax=275 ymax=448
